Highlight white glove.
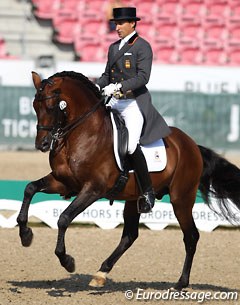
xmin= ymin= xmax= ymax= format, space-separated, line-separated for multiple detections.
xmin=102 ymin=83 xmax=122 ymax=97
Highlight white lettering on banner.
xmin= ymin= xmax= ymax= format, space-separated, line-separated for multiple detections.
xmin=2 ymin=119 xmax=36 ymax=138
xmin=185 ymin=81 xmax=232 ymax=93
xmin=227 ymin=104 xmax=239 ymax=142
xmin=0 ymin=199 xmax=238 ymax=231
xmin=19 ymin=96 xmax=35 ymax=115
xmin=0 ymin=95 xmax=36 ymax=140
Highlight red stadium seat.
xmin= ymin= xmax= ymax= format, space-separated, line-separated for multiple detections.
xmin=79 ymin=18 xmax=106 ymax=36
xmin=205 ymin=0 xmax=229 ymax=23
xmin=203 ymin=22 xmax=227 ymax=44
xmin=228 ymin=1 xmax=240 ymax=21
xmin=138 ymin=2 xmax=157 ymax=21
xmin=137 ymin=20 xmax=156 ymax=41
xmin=60 ymin=0 xmax=81 ymax=12
xmin=101 ymin=31 xmax=124 ymax=60
xmin=75 ymin=41 xmax=105 ymax=62
xmin=177 ymin=44 xmax=203 ymax=64
xmin=226 ymin=44 xmax=240 ymax=65
xmin=74 ymin=23 xmax=101 ymax=45
xmin=227 ymin=23 xmax=240 ymax=44
xmin=26 ymin=0 xmax=239 ymax=65
xmin=154 ymin=19 xmax=179 ymax=42
xmin=154 ymin=42 xmax=178 ymax=64
xmin=82 ymin=0 xmax=106 ymax=19
xmin=32 ymin=0 xmax=60 ymax=20
xmin=155 ymin=0 xmax=181 ymax=21
xmin=52 ymin=10 xmax=78 ymax=44
xmin=202 ymin=45 xmax=227 ymax=65
xmin=178 ymin=17 xmax=203 ymax=41
xmin=181 ymin=0 xmax=205 ymax=19
xmin=134 ymin=0 xmax=155 ymax=2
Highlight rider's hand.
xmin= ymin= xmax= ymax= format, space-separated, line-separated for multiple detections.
xmin=102 ymin=83 xmax=122 ymax=97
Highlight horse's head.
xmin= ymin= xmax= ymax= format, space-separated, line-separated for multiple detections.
xmin=32 ymin=71 xmax=67 ymax=152
xmin=32 ymin=71 xmax=103 ymax=152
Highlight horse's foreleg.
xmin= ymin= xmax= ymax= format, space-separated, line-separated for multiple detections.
xmin=54 ymin=189 xmax=102 ymax=273
xmin=17 ymin=174 xmax=67 ymax=247
xmin=17 ymin=178 xmax=46 ymax=247
xmin=89 ymin=200 xmax=140 ymax=287
xmin=172 ymin=197 xmax=200 ymax=290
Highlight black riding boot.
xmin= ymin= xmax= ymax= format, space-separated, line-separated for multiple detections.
xmin=129 ymin=145 xmax=155 ymax=213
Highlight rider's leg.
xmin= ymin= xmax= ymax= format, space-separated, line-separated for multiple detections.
xmin=113 ymin=99 xmax=155 ymax=213
xmin=128 ymin=144 xmax=155 ymax=213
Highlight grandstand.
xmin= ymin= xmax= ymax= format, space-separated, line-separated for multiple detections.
xmin=0 ymin=0 xmax=240 ymax=65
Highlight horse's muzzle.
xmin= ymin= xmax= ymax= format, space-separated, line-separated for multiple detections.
xmin=35 ymin=135 xmax=51 ymax=152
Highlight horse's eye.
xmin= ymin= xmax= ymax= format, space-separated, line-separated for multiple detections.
xmin=46 ymin=100 xmax=56 ymax=111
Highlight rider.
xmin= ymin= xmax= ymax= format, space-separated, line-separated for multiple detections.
xmin=96 ymin=7 xmax=171 ymax=213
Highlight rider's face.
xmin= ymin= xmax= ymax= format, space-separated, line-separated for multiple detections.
xmin=115 ymin=20 xmax=135 ymax=39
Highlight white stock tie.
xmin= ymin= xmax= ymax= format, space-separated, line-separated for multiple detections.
xmin=119 ymin=39 xmax=126 ymax=50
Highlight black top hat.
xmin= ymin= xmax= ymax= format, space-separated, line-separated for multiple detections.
xmin=110 ymin=7 xmax=141 ymax=21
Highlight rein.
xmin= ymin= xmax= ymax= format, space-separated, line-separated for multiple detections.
xmin=36 ymin=91 xmax=105 ymax=150
xmin=57 ymin=98 xmax=104 ymax=139
xmin=58 ymin=95 xmax=111 ymax=138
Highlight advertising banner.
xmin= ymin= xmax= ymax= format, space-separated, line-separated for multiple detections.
xmin=0 ymin=180 xmax=239 ymax=232
xmin=0 ymin=86 xmax=35 ymax=149
xmin=1 ymin=86 xmax=240 ymax=150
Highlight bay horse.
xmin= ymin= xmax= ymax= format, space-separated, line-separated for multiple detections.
xmin=17 ymin=71 xmax=240 ymax=290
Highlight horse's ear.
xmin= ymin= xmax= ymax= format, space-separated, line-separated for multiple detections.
xmin=32 ymin=71 xmax=41 ymax=90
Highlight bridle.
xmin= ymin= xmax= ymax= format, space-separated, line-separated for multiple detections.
xmin=35 ymin=81 xmax=104 ymax=150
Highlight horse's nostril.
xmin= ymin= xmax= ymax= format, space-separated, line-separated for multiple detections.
xmin=35 ymin=136 xmax=50 ymax=152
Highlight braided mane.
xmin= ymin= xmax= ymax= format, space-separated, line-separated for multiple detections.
xmin=50 ymin=71 xmax=102 ymax=99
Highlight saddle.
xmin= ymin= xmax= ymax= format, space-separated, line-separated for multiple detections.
xmin=105 ymin=107 xmax=167 ymax=203
xmin=106 ymin=108 xmax=129 ymax=201
xmin=110 ymin=108 xmax=128 ymax=169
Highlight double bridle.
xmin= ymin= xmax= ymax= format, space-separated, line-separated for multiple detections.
xmin=35 ymin=88 xmax=104 ymax=150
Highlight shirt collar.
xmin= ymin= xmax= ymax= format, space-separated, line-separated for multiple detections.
xmin=122 ymin=31 xmax=136 ymax=44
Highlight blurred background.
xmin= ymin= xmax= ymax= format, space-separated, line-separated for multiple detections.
xmin=0 ymin=0 xmax=240 ymax=155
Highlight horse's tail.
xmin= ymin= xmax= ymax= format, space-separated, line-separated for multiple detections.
xmin=198 ymin=145 xmax=240 ymax=224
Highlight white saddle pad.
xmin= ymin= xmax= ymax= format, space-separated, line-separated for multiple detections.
xmin=111 ymin=112 xmax=167 ymax=172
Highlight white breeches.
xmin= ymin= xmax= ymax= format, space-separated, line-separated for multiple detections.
xmin=111 ymin=98 xmax=144 ymax=154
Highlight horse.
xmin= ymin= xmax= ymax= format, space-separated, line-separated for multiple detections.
xmin=17 ymin=71 xmax=240 ymax=290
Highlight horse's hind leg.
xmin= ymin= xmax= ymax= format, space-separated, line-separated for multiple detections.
xmin=171 ymin=193 xmax=200 ymax=290
xmin=89 ymin=200 xmax=140 ymax=287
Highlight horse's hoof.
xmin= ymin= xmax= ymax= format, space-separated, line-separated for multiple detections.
xmin=173 ymin=281 xmax=188 ymax=291
xmin=89 ymin=271 xmax=107 ymax=287
xmin=62 ymin=254 xmax=75 ymax=273
xmin=20 ymin=228 xmax=33 ymax=247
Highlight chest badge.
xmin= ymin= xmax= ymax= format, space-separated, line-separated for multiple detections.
xmin=125 ymin=59 xmax=131 ymax=69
